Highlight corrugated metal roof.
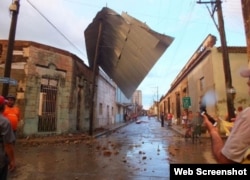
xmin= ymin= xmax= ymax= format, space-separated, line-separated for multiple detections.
xmin=84 ymin=7 xmax=174 ymax=98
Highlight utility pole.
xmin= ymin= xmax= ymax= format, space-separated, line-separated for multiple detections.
xmin=197 ymin=0 xmax=235 ymax=121
xmin=157 ymin=86 xmax=159 ymax=121
xmin=88 ymin=20 xmax=102 ymax=136
xmin=2 ymin=0 xmax=20 ymax=97
xmin=152 ymin=86 xmax=159 ymax=120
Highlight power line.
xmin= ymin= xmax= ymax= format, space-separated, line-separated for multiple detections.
xmin=26 ymin=0 xmax=85 ymax=58
xmin=197 ymin=0 xmax=236 ymax=121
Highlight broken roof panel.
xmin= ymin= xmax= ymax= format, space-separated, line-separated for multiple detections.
xmin=84 ymin=7 xmax=174 ymax=98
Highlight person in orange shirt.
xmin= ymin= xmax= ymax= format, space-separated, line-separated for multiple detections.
xmin=3 ymin=95 xmax=20 ymax=137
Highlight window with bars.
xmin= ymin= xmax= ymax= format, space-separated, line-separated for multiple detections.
xmin=38 ymin=77 xmax=58 ymax=132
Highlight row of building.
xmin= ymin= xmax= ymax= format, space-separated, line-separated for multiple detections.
xmin=149 ymin=34 xmax=248 ymax=123
xmin=0 ymin=40 xmax=143 ymax=136
xmin=149 ymin=1 xmax=250 ymax=124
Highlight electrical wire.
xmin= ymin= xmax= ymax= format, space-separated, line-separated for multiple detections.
xmin=26 ymin=0 xmax=86 ymax=59
xmin=168 ymin=0 xmax=196 ymax=64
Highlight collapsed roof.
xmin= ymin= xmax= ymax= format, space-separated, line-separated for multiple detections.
xmin=84 ymin=7 xmax=174 ymax=98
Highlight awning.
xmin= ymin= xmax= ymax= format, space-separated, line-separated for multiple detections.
xmin=84 ymin=7 xmax=174 ymax=98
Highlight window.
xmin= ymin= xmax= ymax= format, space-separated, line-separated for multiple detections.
xmin=200 ymin=77 xmax=205 ymax=91
xmin=38 ymin=77 xmax=58 ymax=132
xmin=107 ymin=105 xmax=109 ymax=117
xmin=99 ymin=103 xmax=103 ymax=115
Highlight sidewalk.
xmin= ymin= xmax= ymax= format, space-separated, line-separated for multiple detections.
xmin=17 ymin=120 xmax=135 ymax=145
xmin=169 ymin=124 xmax=210 ymax=138
xmin=94 ymin=120 xmax=135 ymax=138
xmin=169 ymin=122 xmax=229 ymax=139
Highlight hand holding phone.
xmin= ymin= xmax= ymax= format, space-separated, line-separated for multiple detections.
xmin=201 ymin=111 xmax=217 ymax=126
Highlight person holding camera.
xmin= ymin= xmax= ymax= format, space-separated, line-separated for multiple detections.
xmin=202 ymin=68 xmax=250 ymax=164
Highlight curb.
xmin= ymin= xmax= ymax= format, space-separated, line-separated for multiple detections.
xmin=94 ymin=120 xmax=134 ymax=138
xmin=16 ymin=121 xmax=135 ymax=145
xmin=170 ymin=125 xmax=228 ymax=139
xmin=170 ymin=125 xmax=209 ymax=138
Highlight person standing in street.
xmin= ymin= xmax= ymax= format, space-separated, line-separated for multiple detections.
xmin=202 ymin=68 xmax=250 ymax=163
xmin=3 ymin=95 xmax=20 ymax=137
xmin=181 ymin=110 xmax=188 ymax=128
xmin=0 ymin=96 xmax=16 ymax=179
xmin=184 ymin=111 xmax=193 ymax=138
xmin=167 ymin=112 xmax=173 ymax=126
xmin=160 ymin=112 xmax=165 ymax=127
xmin=191 ymin=111 xmax=203 ymax=142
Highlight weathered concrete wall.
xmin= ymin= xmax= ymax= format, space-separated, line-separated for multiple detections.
xmin=0 ymin=40 xmax=92 ymax=136
xmin=23 ymin=45 xmax=72 ymax=134
xmin=95 ymin=71 xmax=116 ymax=128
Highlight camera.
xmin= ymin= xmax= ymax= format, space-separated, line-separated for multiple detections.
xmin=200 ymin=105 xmax=217 ymax=126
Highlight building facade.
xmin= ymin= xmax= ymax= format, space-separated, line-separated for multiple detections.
xmin=159 ymin=34 xmax=249 ymax=123
xmin=0 ymin=40 xmax=130 ymax=136
xmin=116 ymin=87 xmax=133 ymax=122
xmin=95 ymin=70 xmax=116 ymax=127
xmin=132 ymin=90 xmax=143 ymax=116
xmin=132 ymin=90 xmax=142 ymax=106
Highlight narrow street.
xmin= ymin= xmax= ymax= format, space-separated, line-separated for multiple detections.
xmin=9 ymin=116 xmax=216 ymax=180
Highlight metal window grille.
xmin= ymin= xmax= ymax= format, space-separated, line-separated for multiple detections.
xmin=38 ymin=78 xmax=58 ymax=132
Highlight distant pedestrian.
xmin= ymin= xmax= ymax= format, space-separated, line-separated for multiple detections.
xmin=124 ymin=113 xmax=128 ymax=121
xmin=181 ymin=110 xmax=188 ymax=128
xmin=167 ymin=113 xmax=173 ymax=126
xmin=191 ymin=111 xmax=203 ymax=142
xmin=184 ymin=111 xmax=193 ymax=138
xmin=160 ymin=112 xmax=164 ymax=127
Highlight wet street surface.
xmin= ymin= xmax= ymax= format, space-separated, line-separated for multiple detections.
xmin=9 ymin=117 xmax=216 ymax=180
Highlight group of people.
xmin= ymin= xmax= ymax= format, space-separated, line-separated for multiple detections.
xmin=160 ymin=112 xmax=173 ymax=127
xmin=182 ymin=110 xmax=203 ymax=140
xmin=0 ymin=94 xmax=20 ymax=179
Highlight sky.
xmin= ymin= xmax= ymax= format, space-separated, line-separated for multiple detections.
xmin=0 ymin=0 xmax=246 ymax=109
